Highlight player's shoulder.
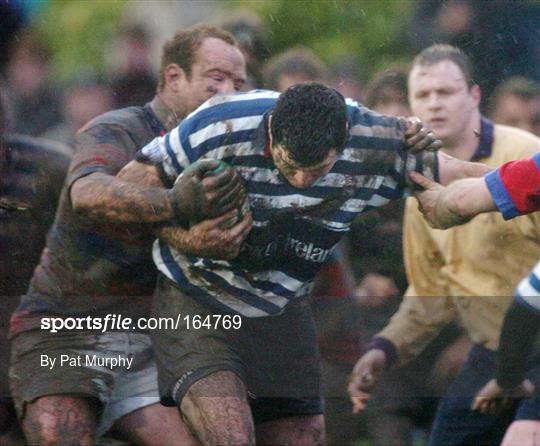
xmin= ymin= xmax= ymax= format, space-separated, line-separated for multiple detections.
xmin=493 ymin=124 xmax=540 ymax=159
xmin=79 ymin=106 xmax=147 ymax=134
xmin=346 ymin=100 xmax=405 ymax=141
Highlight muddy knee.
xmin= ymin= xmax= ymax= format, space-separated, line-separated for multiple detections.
xmin=22 ymin=396 xmax=97 ymax=446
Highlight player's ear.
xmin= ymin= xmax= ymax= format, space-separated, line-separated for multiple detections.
xmin=164 ymin=64 xmax=186 ymax=93
xmin=470 ymin=84 xmax=481 ymax=108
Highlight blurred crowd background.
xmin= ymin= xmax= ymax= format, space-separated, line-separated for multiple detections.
xmin=2 ymin=0 xmax=540 ymax=142
xmin=2 ymin=0 xmax=540 ymax=445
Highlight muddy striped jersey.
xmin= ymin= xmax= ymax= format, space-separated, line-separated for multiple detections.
xmin=139 ymin=90 xmax=438 ymax=317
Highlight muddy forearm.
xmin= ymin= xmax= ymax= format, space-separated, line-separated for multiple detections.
xmin=438 ymin=151 xmax=491 ymax=186
xmin=436 ymin=177 xmax=495 ymax=227
xmin=70 ymin=172 xmax=174 ymax=224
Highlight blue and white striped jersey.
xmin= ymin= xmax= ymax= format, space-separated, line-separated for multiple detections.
xmin=515 ymin=261 xmax=540 ymax=315
xmin=139 ymin=90 xmax=438 ymax=317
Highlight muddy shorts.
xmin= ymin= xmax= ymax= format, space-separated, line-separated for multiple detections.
xmin=152 ymin=274 xmax=323 ymax=424
xmin=10 ymin=330 xmax=160 ymax=436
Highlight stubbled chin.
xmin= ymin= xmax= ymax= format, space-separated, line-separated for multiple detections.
xmin=430 ymin=125 xmax=449 ymax=138
xmin=429 ymin=121 xmax=447 ymax=130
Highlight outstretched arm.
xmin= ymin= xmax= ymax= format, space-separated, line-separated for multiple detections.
xmin=436 ymin=150 xmax=491 ymax=185
xmin=68 ymin=124 xmax=176 ymax=225
xmin=72 ymin=159 xmax=245 ymax=227
xmin=401 ymin=117 xmax=490 ymax=183
xmin=401 ymin=118 xmax=489 ymax=189
xmin=411 ymin=152 xmax=540 ymax=228
xmin=70 ymin=167 xmax=173 ymax=224
xmin=409 ymin=173 xmax=495 ymax=229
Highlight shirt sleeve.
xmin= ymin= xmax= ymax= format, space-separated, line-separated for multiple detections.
xmin=347 ymin=105 xmax=440 ymax=199
xmin=395 ymin=148 xmax=440 ymax=193
xmin=375 ymin=198 xmax=457 ymax=365
xmin=376 ymin=292 xmax=457 ymax=366
xmin=67 ymin=124 xmax=135 ymax=189
xmin=485 ymin=152 xmax=540 ymax=219
xmin=388 ymin=115 xmax=440 ymax=192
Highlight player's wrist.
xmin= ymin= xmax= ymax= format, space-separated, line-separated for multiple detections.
xmin=166 ymin=187 xmax=189 ymax=227
xmin=365 ymin=337 xmax=397 ymax=368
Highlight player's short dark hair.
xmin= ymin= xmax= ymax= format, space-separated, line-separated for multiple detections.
xmin=412 ymin=44 xmax=474 ymax=88
xmin=271 ymin=82 xmax=348 ymax=166
xmin=158 ymin=24 xmax=237 ymax=91
xmin=489 ymin=76 xmax=540 ymax=114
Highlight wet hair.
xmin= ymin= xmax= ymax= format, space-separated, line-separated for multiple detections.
xmin=158 ymin=24 xmax=237 ymax=91
xmin=488 ymin=76 xmax=540 ymax=115
xmin=263 ymin=47 xmax=328 ymax=90
xmin=271 ymin=82 xmax=347 ymax=166
xmin=366 ymin=67 xmax=408 ymax=109
xmin=412 ymin=44 xmax=474 ymax=88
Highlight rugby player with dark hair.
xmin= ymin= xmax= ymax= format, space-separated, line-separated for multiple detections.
xmin=118 ymin=81 xmax=486 ymax=445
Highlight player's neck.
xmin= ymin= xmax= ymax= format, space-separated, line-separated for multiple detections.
xmin=151 ymin=94 xmax=185 ymax=132
xmin=442 ymin=113 xmax=482 ymax=161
